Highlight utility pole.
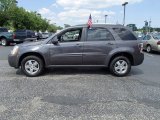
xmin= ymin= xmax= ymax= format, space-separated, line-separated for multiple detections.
xmin=122 ymin=2 xmax=128 ymax=26
xmin=144 ymin=20 xmax=148 ymax=34
xmin=105 ymin=15 xmax=108 ymax=23
xmin=149 ymin=19 xmax=152 ymax=33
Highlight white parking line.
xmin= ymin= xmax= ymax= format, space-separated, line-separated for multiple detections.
xmin=144 ymin=53 xmax=154 ymax=57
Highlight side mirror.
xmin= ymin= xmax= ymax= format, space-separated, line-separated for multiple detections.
xmin=52 ymin=37 xmax=59 ymax=45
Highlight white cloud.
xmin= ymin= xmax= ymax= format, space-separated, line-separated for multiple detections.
xmin=56 ymin=0 xmax=143 ymax=9
xmin=38 ymin=8 xmax=56 ymax=24
xmin=38 ymin=8 xmax=51 ymax=15
xmin=38 ymin=0 xmax=143 ymax=26
xmin=51 ymin=3 xmax=58 ymax=8
xmin=58 ymin=9 xmax=115 ymax=24
xmin=38 ymin=7 xmax=116 ymax=25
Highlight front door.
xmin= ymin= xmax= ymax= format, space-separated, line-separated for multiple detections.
xmin=83 ymin=27 xmax=116 ymax=65
xmin=49 ymin=28 xmax=83 ymax=65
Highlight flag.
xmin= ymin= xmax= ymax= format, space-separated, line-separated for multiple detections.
xmin=87 ymin=14 xmax=92 ymax=28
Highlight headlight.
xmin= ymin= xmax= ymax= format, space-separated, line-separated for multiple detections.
xmin=11 ymin=46 xmax=19 ymax=55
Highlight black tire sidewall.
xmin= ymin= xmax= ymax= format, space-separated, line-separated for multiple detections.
xmin=21 ymin=56 xmax=44 ymax=77
xmin=109 ymin=56 xmax=131 ymax=77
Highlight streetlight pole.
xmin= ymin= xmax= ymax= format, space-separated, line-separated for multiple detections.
xmin=149 ymin=19 xmax=151 ymax=33
xmin=105 ymin=15 xmax=108 ymax=24
xmin=122 ymin=2 xmax=128 ymax=26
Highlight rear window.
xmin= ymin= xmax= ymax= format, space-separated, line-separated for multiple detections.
xmin=15 ymin=30 xmax=26 ymax=32
xmin=0 ymin=28 xmax=8 ymax=32
xmin=113 ymin=28 xmax=137 ymax=40
xmin=87 ymin=28 xmax=114 ymax=41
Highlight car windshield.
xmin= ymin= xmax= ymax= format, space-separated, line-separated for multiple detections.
xmin=153 ymin=35 xmax=160 ymax=40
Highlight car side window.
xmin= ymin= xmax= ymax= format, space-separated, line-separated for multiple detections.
xmin=147 ymin=35 xmax=151 ymax=40
xmin=113 ymin=28 xmax=137 ymax=40
xmin=87 ymin=28 xmax=114 ymax=41
xmin=143 ymin=36 xmax=147 ymax=40
xmin=0 ymin=28 xmax=8 ymax=32
xmin=58 ymin=29 xmax=82 ymax=42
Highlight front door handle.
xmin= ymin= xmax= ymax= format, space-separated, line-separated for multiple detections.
xmin=76 ymin=44 xmax=82 ymax=47
xmin=108 ymin=42 xmax=114 ymax=45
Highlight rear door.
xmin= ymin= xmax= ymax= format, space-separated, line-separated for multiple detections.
xmin=83 ymin=27 xmax=116 ymax=65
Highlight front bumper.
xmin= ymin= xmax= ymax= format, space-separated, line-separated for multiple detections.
xmin=8 ymin=54 xmax=19 ymax=68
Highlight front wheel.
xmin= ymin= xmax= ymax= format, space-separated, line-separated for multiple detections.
xmin=109 ymin=56 xmax=131 ymax=77
xmin=21 ymin=56 xmax=44 ymax=77
xmin=1 ymin=38 xmax=8 ymax=46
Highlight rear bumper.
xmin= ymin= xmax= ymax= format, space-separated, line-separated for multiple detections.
xmin=8 ymin=54 xmax=19 ymax=68
xmin=13 ymin=39 xmax=24 ymax=42
xmin=157 ymin=45 xmax=160 ymax=52
xmin=133 ymin=53 xmax=144 ymax=66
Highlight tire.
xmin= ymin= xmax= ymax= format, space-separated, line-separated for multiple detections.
xmin=1 ymin=38 xmax=8 ymax=46
xmin=21 ymin=56 xmax=44 ymax=77
xmin=109 ymin=56 xmax=131 ymax=77
xmin=146 ymin=45 xmax=152 ymax=53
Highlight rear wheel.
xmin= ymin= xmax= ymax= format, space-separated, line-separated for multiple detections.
xmin=109 ymin=56 xmax=131 ymax=77
xmin=21 ymin=56 xmax=44 ymax=77
xmin=146 ymin=45 xmax=152 ymax=53
xmin=1 ymin=38 xmax=8 ymax=46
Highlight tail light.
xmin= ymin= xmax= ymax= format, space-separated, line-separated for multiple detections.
xmin=13 ymin=34 xmax=16 ymax=39
xmin=138 ymin=43 xmax=143 ymax=53
xmin=157 ymin=41 xmax=160 ymax=45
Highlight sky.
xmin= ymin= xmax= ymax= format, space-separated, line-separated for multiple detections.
xmin=17 ymin=0 xmax=160 ymax=28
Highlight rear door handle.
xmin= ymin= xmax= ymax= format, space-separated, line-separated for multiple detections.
xmin=108 ymin=42 xmax=114 ymax=45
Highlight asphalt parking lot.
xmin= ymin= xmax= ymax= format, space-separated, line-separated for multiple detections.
xmin=0 ymin=46 xmax=160 ymax=120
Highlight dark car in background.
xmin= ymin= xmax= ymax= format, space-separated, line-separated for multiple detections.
xmin=8 ymin=24 xmax=144 ymax=77
xmin=13 ymin=30 xmax=37 ymax=43
xmin=0 ymin=27 xmax=14 ymax=46
xmin=0 ymin=28 xmax=37 ymax=46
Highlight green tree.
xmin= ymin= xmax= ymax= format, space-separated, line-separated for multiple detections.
xmin=0 ymin=0 xmax=62 ymax=32
xmin=0 ymin=0 xmax=17 ymax=26
xmin=126 ymin=24 xmax=137 ymax=31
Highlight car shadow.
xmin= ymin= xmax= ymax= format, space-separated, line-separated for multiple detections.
xmin=150 ymin=51 xmax=160 ymax=55
xmin=129 ymin=67 xmax=144 ymax=76
xmin=16 ymin=67 xmax=144 ymax=77
xmin=44 ymin=67 xmax=110 ymax=75
xmin=16 ymin=68 xmax=24 ymax=75
xmin=16 ymin=67 xmax=110 ymax=76
xmin=143 ymin=51 xmax=160 ymax=55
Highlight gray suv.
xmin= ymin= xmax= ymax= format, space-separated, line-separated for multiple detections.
xmin=8 ymin=24 xmax=144 ymax=77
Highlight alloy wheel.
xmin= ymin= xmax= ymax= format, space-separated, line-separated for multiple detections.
xmin=25 ymin=60 xmax=40 ymax=75
xmin=1 ymin=39 xmax=7 ymax=46
xmin=114 ymin=60 xmax=128 ymax=74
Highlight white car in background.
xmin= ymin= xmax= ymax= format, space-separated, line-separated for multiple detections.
xmin=42 ymin=32 xmax=50 ymax=39
xmin=142 ymin=34 xmax=160 ymax=53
